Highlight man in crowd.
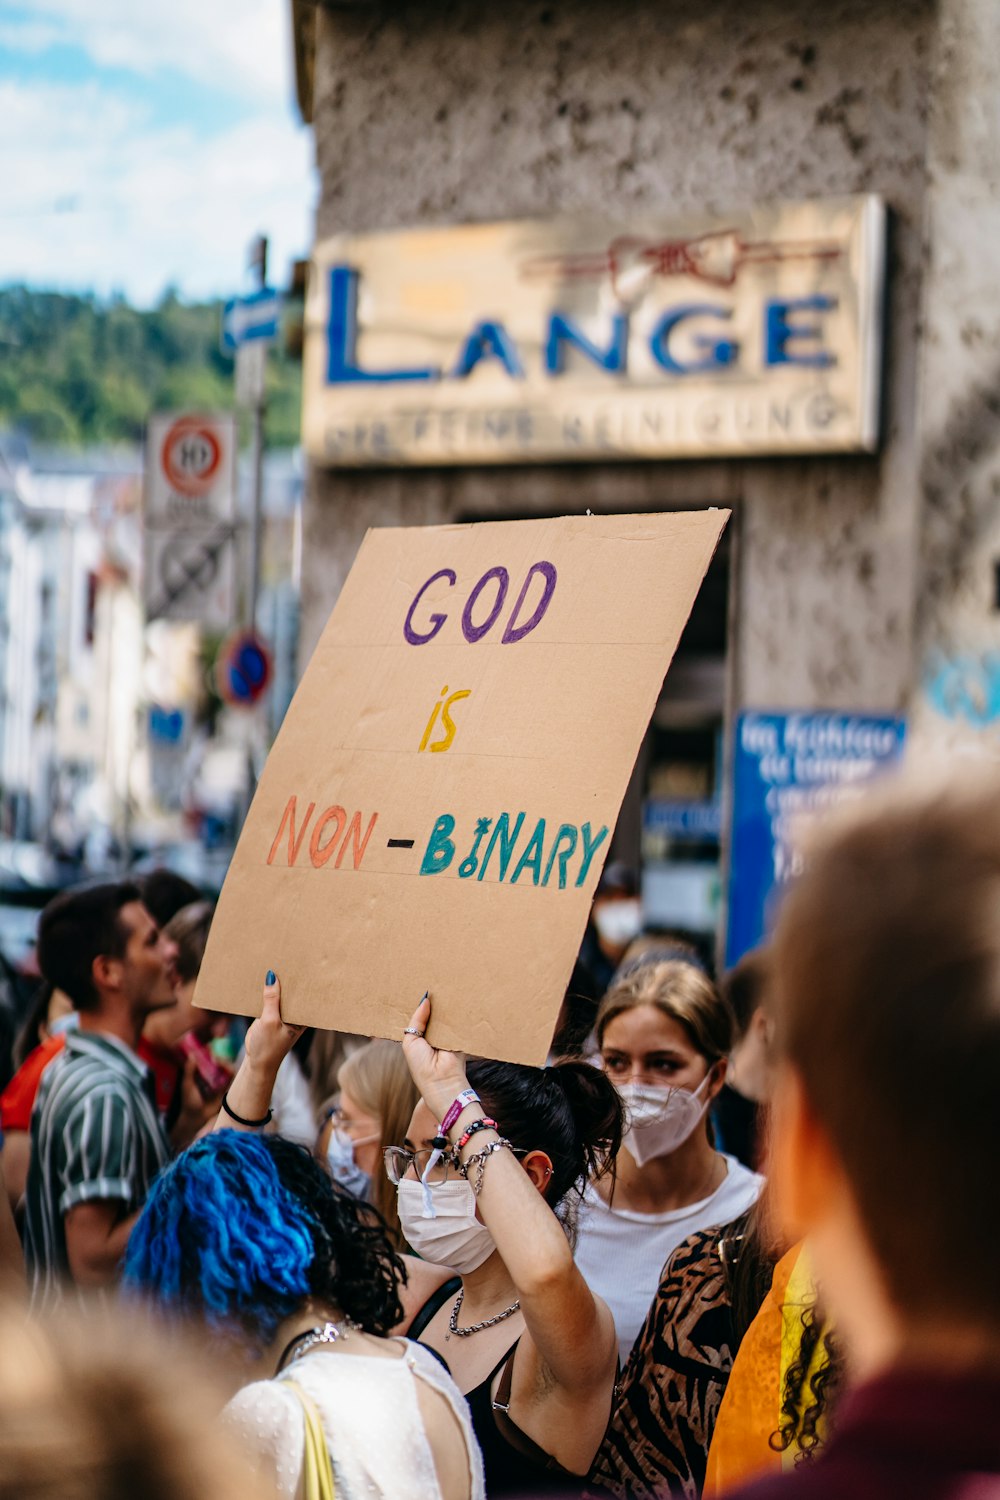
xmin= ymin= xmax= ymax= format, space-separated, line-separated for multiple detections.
xmin=732 ymin=771 xmax=1000 ymax=1499
xmin=23 ymin=883 xmax=181 ymax=1304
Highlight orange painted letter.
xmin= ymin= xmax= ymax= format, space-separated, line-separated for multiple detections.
xmin=310 ymin=806 xmax=347 ymax=867
xmin=334 ymin=811 xmax=379 ymax=870
xmin=267 ymin=796 xmax=316 ymax=866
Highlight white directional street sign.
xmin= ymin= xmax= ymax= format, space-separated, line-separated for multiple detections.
xmin=144 ymin=412 xmax=237 ymax=627
xmin=221 ymin=288 xmax=282 ymax=353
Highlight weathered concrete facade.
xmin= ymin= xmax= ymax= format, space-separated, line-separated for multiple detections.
xmin=915 ymin=0 xmax=1000 ymax=747
xmin=300 ymin=0 xmax=943 ymax=706
xmin=295 ymin=0 xmax=1000 ymax=867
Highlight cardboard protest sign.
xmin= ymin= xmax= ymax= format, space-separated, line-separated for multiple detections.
xmin=196 ymin=511 xmax=728 ymax=1064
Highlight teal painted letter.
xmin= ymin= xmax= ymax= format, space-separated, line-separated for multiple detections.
xmin=420 ymin=814 xmax=457 ymax=875
xmin=510 ymin=819 xmax=547 ymax=885
xmin=478 ymin=812 xmax=526 ymax=882
xmin=576 ymin=822 xmax=610 ymax=886
xmin=542 ymin=824 xmax=578 ymax=888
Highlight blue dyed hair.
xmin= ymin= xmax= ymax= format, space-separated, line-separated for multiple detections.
xmin=124 ymin=1130 xmax=404 ymax=1350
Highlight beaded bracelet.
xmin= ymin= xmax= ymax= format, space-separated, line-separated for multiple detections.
xmin=455 ymin=1117 xmax=498 ymax=1152
xmin=459 ymin=1137 xmax=514 ymax=1197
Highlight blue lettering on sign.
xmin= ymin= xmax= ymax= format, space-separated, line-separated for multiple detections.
xmin=764 ymin=296 xmax=837 ymax=368
xmin=726 ymin=711 xmax=904 ymax=968
xmin=452 ymin=321 xmax=525 ymax=379
xmin=326 ymin=267 xmax=440 ymax=385
xmin=323 ymin=269 xmax=839 ymax=386
xmin=545 ymin=312 xmax=629 ymax=375
xmin=649 ymin=304 xmax=738 ymax=375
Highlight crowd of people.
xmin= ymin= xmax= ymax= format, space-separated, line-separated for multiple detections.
xmin=0 ymin=768 xmax=997 ymax=1500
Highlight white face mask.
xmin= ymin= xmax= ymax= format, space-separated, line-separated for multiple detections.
xmin=326 ymin=1128 xmax=373 ymax=1200
xmin=397 ymin=1178 xmax=497 ymax=1274
xmin=617 ymin=1075 xmax=715 ymax=1167
xmin=594 ymin=898 xmax=642 ymax=948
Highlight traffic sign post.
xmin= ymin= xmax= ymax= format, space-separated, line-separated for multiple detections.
xmin=143 ymin=412 xmax=237 ymax=627
xmin=216 ymin=631 xmax=272 ymax=708
xmin=221 ymin=287 xmax=282 ymax=354
xmin=227 ymin=240 xmax=276 ymax=635
xmin=144 ymin=526 xmax=236 ymax=631
xmin=235 ymin=341 xmax=267 ymax=407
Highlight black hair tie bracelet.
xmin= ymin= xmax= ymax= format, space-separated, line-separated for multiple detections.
xmin=221 ymin=1092 xmax=273 ymax=1129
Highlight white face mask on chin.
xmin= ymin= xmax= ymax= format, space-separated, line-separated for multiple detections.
xmin=617 ymin=1074 xmax=715 ymax=1167
xmin=593 ymin=898 xmax=642 ymax=948
xmin=397 ymin=1178 xmax=497 ymax=1274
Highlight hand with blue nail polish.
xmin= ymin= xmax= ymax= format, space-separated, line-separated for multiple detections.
xmin=213 ymin=969 xmax=305 ymax=1133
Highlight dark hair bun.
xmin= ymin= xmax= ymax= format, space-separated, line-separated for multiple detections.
xmin=547 ymin=1059 xmax=623 ymax=1183
xmin=467 ymin=1057 xmax=624 ymax=1204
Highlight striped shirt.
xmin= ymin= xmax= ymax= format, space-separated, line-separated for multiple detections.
xmin=24 ymin=1028 xmax=170 ymax=1306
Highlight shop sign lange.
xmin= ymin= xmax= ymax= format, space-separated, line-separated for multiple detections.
xmin=303 ymin=196 xmax=885 ymax=466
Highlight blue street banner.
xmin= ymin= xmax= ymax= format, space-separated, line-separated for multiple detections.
xmin=725 ymin=711 xmax=906 ymax=967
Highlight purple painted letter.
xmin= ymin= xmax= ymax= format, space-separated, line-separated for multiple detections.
xmin=462 ymin=567 xmax=509 ymax=643
xmin=404 ymin=569 xmax=457 ymax=645
xmin=501 ymin=562 xmax=557 ymax=644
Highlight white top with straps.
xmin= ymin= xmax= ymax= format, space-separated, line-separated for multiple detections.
xmin=226 ymin=1339 xmax=485 ymax=1500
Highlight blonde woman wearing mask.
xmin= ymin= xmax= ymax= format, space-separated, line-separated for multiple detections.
xmin=575 ymin=961 xmax=764 ymax=1363
xmin=319 ymin=1039 xmax=418 ymax=1250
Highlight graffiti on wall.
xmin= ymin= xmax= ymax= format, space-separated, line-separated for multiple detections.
xmin=923 ymin=651 xmax=1000 ymax=728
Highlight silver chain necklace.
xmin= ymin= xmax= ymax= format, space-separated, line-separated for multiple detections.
xmin=277 ymin=1317 xmax=360 ymax=1371
xmin=447 ymin=1287 xmax=521 ymax=1340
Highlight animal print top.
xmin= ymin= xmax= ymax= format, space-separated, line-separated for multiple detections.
xmin=586 ymin=1216 xmax=750 ymax=1500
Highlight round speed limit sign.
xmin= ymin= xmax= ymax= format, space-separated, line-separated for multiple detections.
xmin=161 ymin=415 xmax=223 ymax=497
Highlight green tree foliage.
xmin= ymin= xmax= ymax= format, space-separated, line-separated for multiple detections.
xmin=0 ymin=286 xmax=302 ymax=448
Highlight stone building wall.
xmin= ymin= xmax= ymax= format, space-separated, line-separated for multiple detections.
xmin=914 ymin=0 xmax=1000 ymax=751
xmin=299 ymin=0 xmax=938 ymax=740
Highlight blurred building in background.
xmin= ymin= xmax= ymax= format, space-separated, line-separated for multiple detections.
xmin=290 ymin=0 xmax=1000 ymax=962
xmin=0 ymin=436 xmax=302 ymax=890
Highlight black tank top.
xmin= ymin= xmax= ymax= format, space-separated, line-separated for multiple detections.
xmin=408 ymin=1287 xmax=584 ymax=1495
xmin=463 ymin=1339 xmax=584 ymax=1497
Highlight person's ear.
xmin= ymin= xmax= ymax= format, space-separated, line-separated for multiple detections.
xmin=705 ymin=1057 xmax=727 ymax=1100
xmin=521 ymin=1149 xmax=555 ymax=1198
xmin=751 ymin=1006 xmax=772 ymax=1042
xmin=92 ymin=953 xmax=123 ymax=995
xmin=769 ymin=1063 xmax=842 ymax=1242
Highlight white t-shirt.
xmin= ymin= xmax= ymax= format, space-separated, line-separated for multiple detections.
xmin=574 ymin=1155 xmax=764 ymax=1364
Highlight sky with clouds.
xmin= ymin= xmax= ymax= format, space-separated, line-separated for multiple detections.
xmin=0 ymin=0 xmax=317 ymax=305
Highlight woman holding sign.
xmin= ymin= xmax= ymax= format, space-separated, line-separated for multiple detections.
xmin=394 ymin=994 xmax=623 ymax=1495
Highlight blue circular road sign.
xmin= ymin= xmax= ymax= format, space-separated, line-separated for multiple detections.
xmin=217 ymin=631 xmax=272 ymax=707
